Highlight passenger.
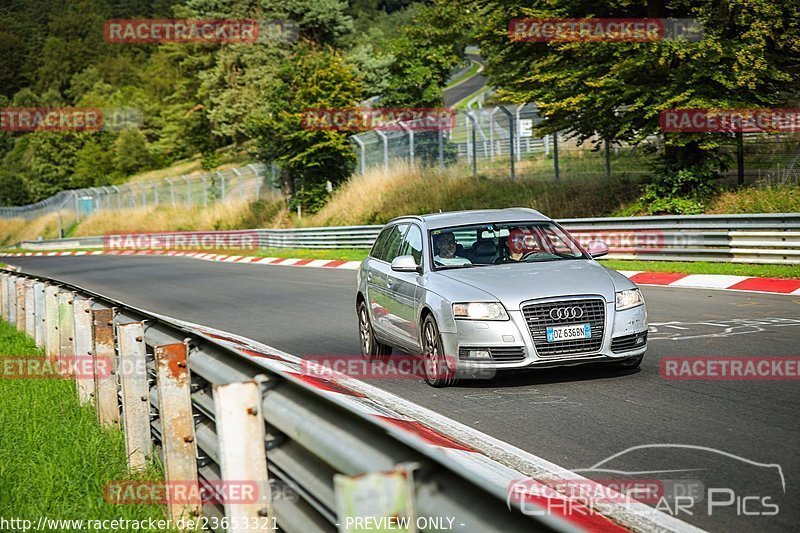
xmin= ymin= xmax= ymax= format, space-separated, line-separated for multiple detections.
xmin=506 ymin=228 xmax=539 ymax=261
xmin=433 ymin=232 xmax=472 ymax=266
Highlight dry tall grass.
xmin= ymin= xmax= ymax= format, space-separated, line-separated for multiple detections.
xmin=309 ymin=162 xmax=644 ymax=226
xmin=0 ymin=212 xmax=72 ymax=245
xmin=308 ymin=162 xmax=422 ymax=226
xmin=72 ymin=199 xmax=263 ymax=236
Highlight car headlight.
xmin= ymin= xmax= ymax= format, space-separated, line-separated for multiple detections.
xmin=453 ymin=302 xmax=509 ymax=321
xmin=616 ymin=289 xmax=644 ymax=311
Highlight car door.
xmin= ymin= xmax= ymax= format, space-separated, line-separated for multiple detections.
xmin=367 ymin=224 xmax=408 ymax=338
xmin=385 ymin=223 xmax=424 ymax=350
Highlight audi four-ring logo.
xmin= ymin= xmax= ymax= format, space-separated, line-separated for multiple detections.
xmin=549 ymin=306 xmax=584 ymax=320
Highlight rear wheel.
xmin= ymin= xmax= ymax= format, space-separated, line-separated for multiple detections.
xmin=422 ymin=315 xmax=456 ymax=387
xmin=358 ymin=300 xmax=391 ymax=361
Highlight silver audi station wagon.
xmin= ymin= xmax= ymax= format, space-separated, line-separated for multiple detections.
xmin=355 ymin=208 xmax=648 ymax=387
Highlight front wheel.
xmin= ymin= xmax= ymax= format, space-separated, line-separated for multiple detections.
xmin=358 ymin=300 xmax=391 ymax=361
xmin=422 ymin=315 xmax=456 ymax=387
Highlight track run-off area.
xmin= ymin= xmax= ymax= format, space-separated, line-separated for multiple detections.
xmin=6 ymin=254 xmax=799 ymax=533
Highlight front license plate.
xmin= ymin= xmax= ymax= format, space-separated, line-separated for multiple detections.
xmin=546 ymin=324 xmax=591 ymax=342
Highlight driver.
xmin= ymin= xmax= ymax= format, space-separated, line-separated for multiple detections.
xmin=506 ymin=228 xmax=539 ymax=261
xmin=434 ymin=232 xmax=472 ymax=266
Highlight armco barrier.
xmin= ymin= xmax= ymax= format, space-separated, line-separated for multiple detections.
xmin=10 ymin=213 xmax=800 ymax=264
xmin=0 ymin=268 xmax=703 ymax=533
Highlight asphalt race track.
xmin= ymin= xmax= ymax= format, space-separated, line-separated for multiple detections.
xmin=7 ymin=255 xmax=799 ymax=533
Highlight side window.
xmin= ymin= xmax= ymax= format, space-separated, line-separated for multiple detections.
xmin=399 ymin=225 xmax=423 ymax=265
xmin=378 ymin=224 xmax=409 ymax=262
xmin=370 ymin=227 xmax=393 ymax=259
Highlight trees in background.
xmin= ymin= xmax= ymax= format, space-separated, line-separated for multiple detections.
xmin=465 ymin=0 xmax=800 ymax=212
xmin=0 ymin=0 xmax=462 ymax=210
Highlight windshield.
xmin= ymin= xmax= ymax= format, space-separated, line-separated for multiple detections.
xmin=430 ymin=222 xmax=587 ymax=269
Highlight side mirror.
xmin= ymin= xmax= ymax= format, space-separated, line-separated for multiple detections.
xmin=587 ymin=240 xmax=609 ymax=259
xmin=391 ymin=255 xmax=422 ymax=273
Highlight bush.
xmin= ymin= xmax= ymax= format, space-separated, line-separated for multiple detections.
xmin=639 ymin=164 xmax=720 ymax=215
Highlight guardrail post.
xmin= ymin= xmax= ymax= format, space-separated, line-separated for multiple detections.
xmin=92 ymin=308 xmax=120 ymax=426
xmin=44 ymin=285 xmax=60 ymax=359
xmin=0 ymin=272 xmax=9 ymax=322
xmin=154 ymin=342 xmax=200 ymax=522
xmin=58 ymin=290 xmax=76 ymax=378
xmin=118 ymin=322 xmax=152 ymax=472
xmin=213 ymin=380 xmax=272 ymax=524
xmin=24 ymin=280 xmax=35 ymax=338
xmin=34 ymin=282 xmax=46 ymax=347
xmin=8 ymin=275 xmax=16 ymax=325
xmin=73 ymin=297 xmax=95 ymax=405
xmin=15 ymin=278 xmax=26 ymax=332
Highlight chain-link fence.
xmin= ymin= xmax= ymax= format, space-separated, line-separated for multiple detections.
xmin=0 ymin=163 xmax=283 ymax=221
xmin=3 ymin=107 xmax=798 ymax=222
xmin=718 ymin=133 xmax=800 ymax=185
xmin=351 ymin=104 xmax=800 ymax=184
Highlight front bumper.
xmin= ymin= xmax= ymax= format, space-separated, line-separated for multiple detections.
xmin=440 ymin=300 xmax=647 ymax=375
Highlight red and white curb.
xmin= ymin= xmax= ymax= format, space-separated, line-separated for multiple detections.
xmin=0 ymin=250 xmax=362 ymax=270
xmin=616 ymin=270 xmax=800 ymax=296
xmin=2 ymin=250 xmax=798 ymax=296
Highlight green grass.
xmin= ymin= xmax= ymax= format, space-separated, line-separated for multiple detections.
xmin=0 ymin=320 xmax=170 ymax=527
xmin=600 ymin=259 xmax=800 ymax=279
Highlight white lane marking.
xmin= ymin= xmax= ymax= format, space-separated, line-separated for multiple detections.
xmin=669 ymin=274 xmax=749 ymax=289
xmin=649 ymin=317 xmax=800 ymax=340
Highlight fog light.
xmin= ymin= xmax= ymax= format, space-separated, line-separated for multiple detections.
xmin=636 ymin=335 xmax=645 ymax=345
xmin=469 ymin=349 xmax=491 ymax=359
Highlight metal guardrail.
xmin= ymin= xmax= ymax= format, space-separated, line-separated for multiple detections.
xmin=10 ymin=214 xmax=800 ymax=264
xmin=1 ymin=268 xmax=588 ymax=533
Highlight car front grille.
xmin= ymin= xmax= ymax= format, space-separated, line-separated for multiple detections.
xmin=611 ymin=331 xmax=648 ymax=353
xmin=459 ymin=346 xmax=526 ymax=363
xmin=522 ymin=298 xmax=606 ymax=357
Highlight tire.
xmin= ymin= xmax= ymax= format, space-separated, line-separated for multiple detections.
xmin=421 ymin=315 xmax=456 ymax=387
xmin=358 ymin=300 xmax=391 ymax=361
xmin=613 ymin=353 xmax=644 ymax=369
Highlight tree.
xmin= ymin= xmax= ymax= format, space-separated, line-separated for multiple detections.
xmin=381 ymin=1 xmax=469 ymax=106
xmin=250 ymin=41 xmax=363 ymax=208
xmin=467 ymin=0 xmax=800 ymax=169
